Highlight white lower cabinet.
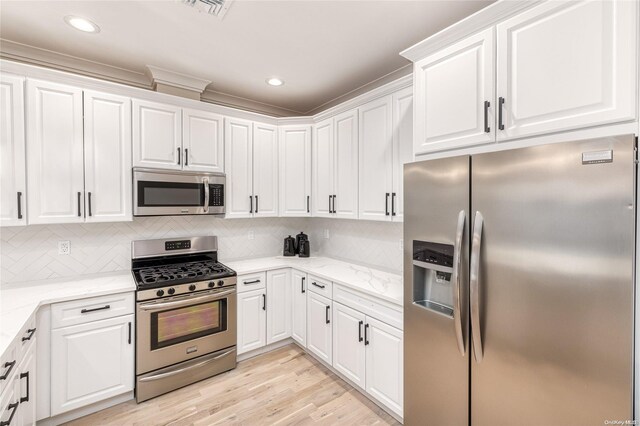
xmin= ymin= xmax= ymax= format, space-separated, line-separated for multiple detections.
xmin=51 ymin=314 xmax=134 ymax=415
xmin=307 ymin=292 xmax=332 ymax=365
xmin=332 ymin=302 xmax=366 ymax=389
xmin=266 ymin=269 xmax=292 ymax=344
xmin=236 ymin=288 xmax=267 ymax=355
xmin=291 ymin=270 xmax=307 ymax=346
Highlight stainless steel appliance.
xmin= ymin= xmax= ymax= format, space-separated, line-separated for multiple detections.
xmin=133 ymin=168 xmax=225 ymax=216
xmin=132 ymin=236 xmax=237 ymax=402
xmin=404 ymin=135 xmax=636 ymax=425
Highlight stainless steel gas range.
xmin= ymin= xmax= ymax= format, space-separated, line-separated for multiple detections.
xmin=131 ymin=236 xmax=237 ymax=403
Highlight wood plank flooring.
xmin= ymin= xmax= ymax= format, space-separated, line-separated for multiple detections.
xmin=65 ymin=344 xmax=400 ymax=426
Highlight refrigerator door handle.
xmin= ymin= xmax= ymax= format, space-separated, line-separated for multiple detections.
xmin=451 ymin=210 xmax=466 ymax=356
xmin=470 ymin=211 xmax=484 ymax=362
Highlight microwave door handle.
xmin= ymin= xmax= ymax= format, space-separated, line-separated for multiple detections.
xmin=451 ymin=210 xmax=466 ymax=356
xmin=138 ymin=288 xmax=235 ymax=311
xmin=470 ymin=211 xmax=484 ymax=363
xmin=203 ymin=178 xmax=210 ymax=213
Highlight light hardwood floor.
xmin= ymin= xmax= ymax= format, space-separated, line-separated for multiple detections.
xmin=65 ymin=344 xmax=400 ymax=426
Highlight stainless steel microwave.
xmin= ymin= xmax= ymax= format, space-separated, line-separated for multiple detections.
xmin=133 ymin=168 xmax=225 ymax=216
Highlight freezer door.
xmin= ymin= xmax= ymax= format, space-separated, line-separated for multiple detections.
xmin=404 ymin=155 xmax=470 ymax=426
xmin=470 ymin=135 xmax=635 ymax=425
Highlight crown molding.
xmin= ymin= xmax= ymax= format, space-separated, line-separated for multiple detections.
xmin=400 ymin=0 xmax=542 ymax=62
xmin=201 ymin=88 xmax=305 ymax=118
xmin=145 ymin=65 xmax=211 ymax=93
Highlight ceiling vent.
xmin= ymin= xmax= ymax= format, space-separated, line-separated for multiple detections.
xmin=182 ymin=0 xmax=233 ymax=18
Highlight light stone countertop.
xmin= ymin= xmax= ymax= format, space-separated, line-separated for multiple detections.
xmin=224 ymin=256 xmax=403 ymax=306
xmin=0 ymin=271 xmax=136 ymax=359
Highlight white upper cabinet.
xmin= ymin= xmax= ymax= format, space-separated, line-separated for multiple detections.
xmin=26 ymin=79 xmax=84 ymax=224
xmin=279 ymin=125 xmax=311 ymax=217
xmin=253 ymin=123 xmax=279 ymax=217
xmin=496 ymin=0 xmax=637 ymax=140
xmin=391 ymin=87 xmax=414 ymax=222
xmin=414 ymin=28 xmax=495 ymax=154
xmin=0 ymin=74 xmax=26 ymax=227
xmin=132 ymin=99 xmax=182 ymax=170
xmin=182 ymin=108 xmax=224 ymax=173
xmin=358 ymin=96 xmax=393 ymax=222
xmin=333 ymin=110 xmax=358 ymax=220
xmin=291 ymin=269 xmax=307 ymax=347
xmin=312 ymin=118 xmax=334 ymax=218
xmin=83 ymin=91 xmax=132 ymax=223
xmin=266 ymin=269 xmax=292 ymax=344
xmin=225 ymin=118 xmax=253 ymax=218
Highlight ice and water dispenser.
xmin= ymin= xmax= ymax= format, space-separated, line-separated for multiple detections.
xmin=412 ymin=240 xmax=455 ymax=317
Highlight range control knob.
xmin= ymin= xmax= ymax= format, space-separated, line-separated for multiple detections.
xmin=167 ymin=288 xmax=175 ymax=295
xmin=217 ymin=280 xmax=225 ymax=287
xmin=208 ymin=281 xmax=215 ymax=288
xmin=189 ymin=284 xmax=196 ymax=291
xmin=156 ymin=289 xmax=165 ymax=297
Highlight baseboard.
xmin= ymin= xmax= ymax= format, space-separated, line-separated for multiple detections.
xmin=36 ymin=391 xmax=133 ymax=425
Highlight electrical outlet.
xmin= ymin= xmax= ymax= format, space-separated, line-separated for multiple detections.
xmin=58 ymin=240 xmax=70 ymax=255
xmin=248 ymin=230 xmax=255 ymax=240
xmin=324 ymin=229 xmax=330 ymax=239
xmin=399 ymin=239 xmax=404 ymax=250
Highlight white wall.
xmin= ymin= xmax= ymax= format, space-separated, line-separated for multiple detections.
xmin=0 ymin=217 xmax=403 ymax=284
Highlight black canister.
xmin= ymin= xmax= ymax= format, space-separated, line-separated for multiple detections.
xmin=295 ymin=232 xmax=308 ymax=253
xmin=283 ymin=235 xmax=296 ymax=256
xmin=298 ymin=239 xmax=310 ymax=258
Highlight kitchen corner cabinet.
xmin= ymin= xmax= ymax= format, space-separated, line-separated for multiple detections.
xmin=496 ymin=0 xmax=637 ymax=140
xmin=307 ymin=291 xmax=332 ymax=364
xmin=225 ymin=118 xmax=278 ymax=219
xmin=358 ymin=91 xmax=411 ymax=222
xmin=0 ymin=73 xmax=26 ymax=227
xmin=266 ymin=269 xmax=292 ymax=344
xmin=312 ymin=110 xmax=358 ymax=219
xmin=291 ymin=270 xmax=307 ymax=347
xmin=413 ymin=27 xmax=495 ymax=154
xmin=279 ymin=125 xmax=312 ymax=217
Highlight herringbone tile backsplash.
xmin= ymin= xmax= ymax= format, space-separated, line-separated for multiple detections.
xmin=0 ymin=217 xmax=402 ymax=284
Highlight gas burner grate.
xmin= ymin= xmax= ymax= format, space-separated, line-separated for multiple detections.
xmin=137 ymin=260 xmax=233 ymax=285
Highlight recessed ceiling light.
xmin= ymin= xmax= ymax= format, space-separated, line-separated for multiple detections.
xmin=64 ymin=16 xmax=100 ymax=33
xmin=266 ymin=78 xmax=284 ymax=87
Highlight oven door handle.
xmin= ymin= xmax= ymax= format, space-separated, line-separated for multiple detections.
xmin=138 ymin=289 xmax=235 ymax=311
xmin=138 ymin=348 xmax=236 ymax=382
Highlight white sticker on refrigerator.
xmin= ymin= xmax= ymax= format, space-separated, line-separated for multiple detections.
xmin=582 ymin=150 xmax=613 ymax=165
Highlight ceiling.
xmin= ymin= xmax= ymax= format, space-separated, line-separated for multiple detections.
xmin=0 ymin=0 xmax=494 ymax=116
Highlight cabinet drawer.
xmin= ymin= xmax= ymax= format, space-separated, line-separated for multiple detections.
xmin=308 ymin=275 xmax=332 ymax=298
xmin=52 ymin=292 xmax=134 ymax=329
xmin=333 ymin=285 xmax=403 ymax=330
xmin=237 ymin=272 xmax=266 ymax=293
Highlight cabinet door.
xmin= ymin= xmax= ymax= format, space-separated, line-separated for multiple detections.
xmin=312 ymin=118 xmax=334 ymax=218
xmin=132 ymin=99 xmax=182 ymax=170
xmin=237 ymin=288 xmax=266 ymax=355
xmin=224 ymin=118 xmax=253 ymax=218
xmin=497 ymin=0 xmax=637 ymax=140
xmin=182 ymin=108 xmax=224 ymax=173
xmin=414 ymin=28 xmax=495 ymax=154
xmin=358 ymin=96 xmax=393 ymax=222
xmin=332 ymin=303 xmax=366 ymax=389
xmin=0 ymin=371 xmax=18 ymax=426
xmin=266 ymin=269 xmax=292 ymax=344
xmin=17 ymin=340 xmax=36 ymax=426
xmin=51 ymin=314 xmax=134 ymax=415
xmin=365 ymin=316 xmax=403 ymax=417
xmin=279 ymin=125 xmax=311 ymax=217
xmin=307 ymin=292 xmax=332 ymax=365
xmin=391 ymin=87 xmax=413 ymax=222
xmin=253 ymin=123 xmax=279 ymax=217
xmin=333 ymin=110 xmax=358 ymax=220
xmin=291 ymin=270 xmax=307 ymax=347
xmin=26 ymin=79 xmax=84 ymax=224
xmin=83 ymin=91 xmax=132 ymax=223
xmin=0 ymin=74 xmax=26 ymax=226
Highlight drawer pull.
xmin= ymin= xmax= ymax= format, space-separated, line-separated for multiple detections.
xmin=0 ymin=361 xmax=15 ymax=380
xmin=0 ymin=402 xmax=18 ymax=426
xmin=21 ymin=328 xmax=36 ymax=342
xmin=312 ymin=282 xmax=325 ymax=289
xmin=243 ymin=279 xmax=261 ymax=285
xmin=19 ymin=372 xmax=29 ymax=403
xmin=81 ymin=305 xmax=111 ymax=314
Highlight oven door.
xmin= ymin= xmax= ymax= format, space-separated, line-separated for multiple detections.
xmin=136 ymin=287 xmax=236 ymax=374
xmin=133 ymin=168 xmax=225 ymax=216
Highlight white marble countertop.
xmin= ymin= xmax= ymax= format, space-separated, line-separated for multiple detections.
xmin=224 ymin=256 xmax=403 ymax=306
xmin=0 ymin=271 xmax=136 ymax=358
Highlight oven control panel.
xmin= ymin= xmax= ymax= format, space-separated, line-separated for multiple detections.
xmin=165 ymin=240 xmax=191 ymax=251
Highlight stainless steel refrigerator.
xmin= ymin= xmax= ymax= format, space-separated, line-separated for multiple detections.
xmin=404 ymin=134 xmax=636 ymax=425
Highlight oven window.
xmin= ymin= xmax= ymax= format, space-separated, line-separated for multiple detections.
xmin=151 ymin=299 xmax=227 ymax=349
xmin=138 ymin=181 xmax=203 ymax=207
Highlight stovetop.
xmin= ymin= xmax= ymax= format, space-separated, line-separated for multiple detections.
xmin=132 ymin=254 xmax=236 ymax=290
